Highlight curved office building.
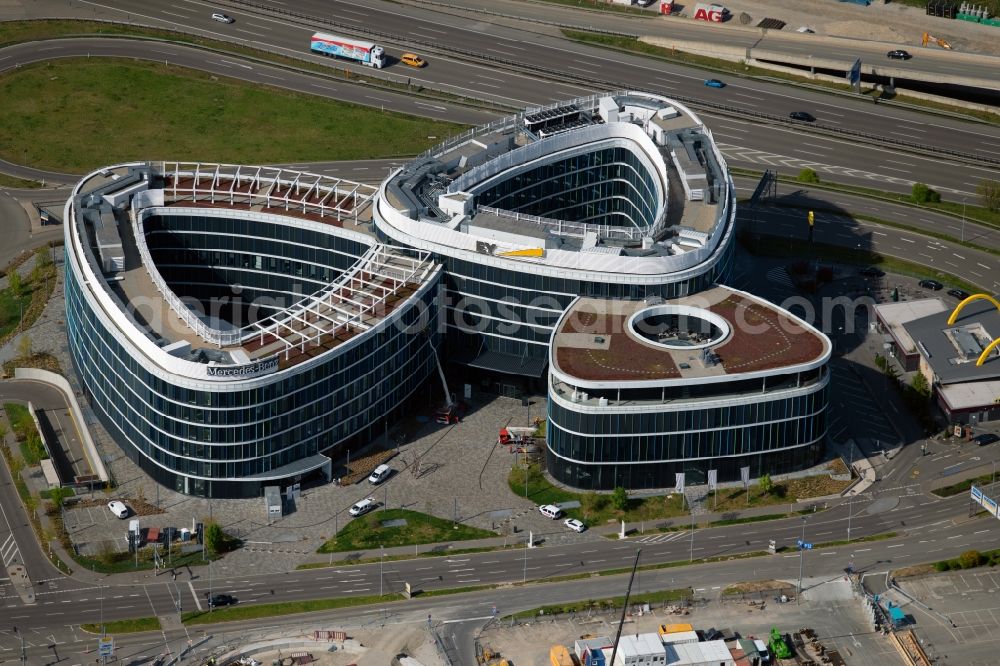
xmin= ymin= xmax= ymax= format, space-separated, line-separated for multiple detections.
xmin=375 ymin=91 xmax=830 ymax=489
xmin=65 ymin=163 xmax=442 ymax=498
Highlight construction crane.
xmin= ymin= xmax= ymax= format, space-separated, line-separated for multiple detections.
xmin=922 ymin=31 xmax=954 ymax=49
xmin=607 ymin=549 xmax=642 ymax=666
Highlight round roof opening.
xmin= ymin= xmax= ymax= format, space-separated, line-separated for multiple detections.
xmin=628 ymin=304 xmax=730 ymax=350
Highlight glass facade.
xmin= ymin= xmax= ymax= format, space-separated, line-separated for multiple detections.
xmin=66 ymin=214 xmax=442 ymax=498
xmin=546 ymin=378 xmax=829 ymax=490
xmin=475 ymin=147 xmax=659 ymax=231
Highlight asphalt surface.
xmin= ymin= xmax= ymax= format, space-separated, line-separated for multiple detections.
xmin=0 ymin=2 xmax=998 ymax=661
xmin=0 ymin=0 xmax=997 ymax=199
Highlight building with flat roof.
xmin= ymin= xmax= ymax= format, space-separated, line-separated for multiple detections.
xmin=65 ymin=163 xmax=442 ymax=497
xmin=374 ymin=91 xmax=829 ymax=489
xmin=901 ymin=295 xmax=1000 ymax=425
xmin=67 ymin=91 xmax=832 ymax=497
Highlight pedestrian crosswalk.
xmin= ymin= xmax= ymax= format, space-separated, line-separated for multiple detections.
xmin=765 ymin=266 xmax=794 ymax=289
xmin=632 ymin=530 xmax=688 ymax=544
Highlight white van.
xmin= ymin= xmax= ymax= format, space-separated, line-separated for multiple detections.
xmin=538 ymin=504 xmax=563 ymax=519
xmin=368 ymin=464 xmax=391 ymax=485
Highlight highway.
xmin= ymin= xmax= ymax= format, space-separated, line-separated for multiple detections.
xmin=0 ymin=1 xmax=998 ymax=660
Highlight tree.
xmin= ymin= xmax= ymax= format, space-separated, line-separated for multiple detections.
xmin=911 ymin=182 xmax=941 ymax=204
xmin=758 ymin=473 xmax=774 ymax=496
xmin=203 ymin=521 xmax=224 ymax=556
xmin=796 ymin=168 xmax=820 ymax=184
xmin=611 ymin=486 xmax=629 ymax=512
xmin=978 ymin=178 xmax=1000 ymax=213
xmin=910 ymin=372 xmax=930 ymax=398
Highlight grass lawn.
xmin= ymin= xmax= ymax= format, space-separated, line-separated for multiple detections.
xmin=707 ymin=472 xmax=853 ymax=513
xmin=80 ymin=617 xmax=161 ymax=634
xmin=3 ymin=403 xmax=34 ymax=439
xmin=183 ymin=592 xmax=397 ymax=625
xmin=317 ymin=508 xmax=496 ymax=553
xmin=0 ymin=284 xmax=31 ymax=339
xmin=0 ymin=60 xmax=466 ymax=172
xmin=933 ymin=473 xmax=995 ymax=498
xmin=74 ymin=545 xmax=210 ymax=574
xmin=508 ymin=463 xmax=687 ymax=527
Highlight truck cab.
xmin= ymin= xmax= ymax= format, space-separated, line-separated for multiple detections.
xmin=370 ymin=45 xmax=385 ymax=68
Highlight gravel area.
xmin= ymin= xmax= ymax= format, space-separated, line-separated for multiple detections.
xmin=717 ymin=0 xmax=1000 ymax=55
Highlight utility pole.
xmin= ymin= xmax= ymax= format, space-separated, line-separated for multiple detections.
xmin=847 ymin=445 xmax=854 ymax=543
xmin=798 ymin=516 xmax=807 ymax=602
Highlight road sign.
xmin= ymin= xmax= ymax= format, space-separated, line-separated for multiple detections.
xmin=98 ymin=638 xmax=114 ymax=657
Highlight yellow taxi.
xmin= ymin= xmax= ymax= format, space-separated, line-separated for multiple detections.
xmin=400 ymin=53 xmax=426 ymax=68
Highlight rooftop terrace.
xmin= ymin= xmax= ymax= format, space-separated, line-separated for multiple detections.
xmin=552 ymin=286 xmax=828 ymax=385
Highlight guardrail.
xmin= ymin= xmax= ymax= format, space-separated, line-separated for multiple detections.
xmin=223 ymin=0 xmax=1000 ymax=168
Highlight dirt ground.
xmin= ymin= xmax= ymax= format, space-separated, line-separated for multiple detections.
xmin=713 ymin=0 xmax=1000 ymax=55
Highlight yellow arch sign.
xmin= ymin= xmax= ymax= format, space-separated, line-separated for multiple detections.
xmin=979 ymin=338 xmax=1000 ymax=366
xmin=946 ymin=293 xmax=1000 ymax=325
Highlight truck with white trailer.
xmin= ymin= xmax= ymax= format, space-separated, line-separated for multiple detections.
xmin=310 ymin=32 xmax=385 ymax=68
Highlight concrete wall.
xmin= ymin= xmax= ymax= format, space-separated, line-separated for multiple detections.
xmin=14 ymin=368 xmax=109 ymax=482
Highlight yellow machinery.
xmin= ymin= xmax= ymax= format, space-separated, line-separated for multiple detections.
xmin=922 ymin=32 xmax=953 ymax=49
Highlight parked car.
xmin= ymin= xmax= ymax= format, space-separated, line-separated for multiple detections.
xmin=538 ymin=504 xmax=563 ymax=519
xmin=704 ymin=79 xmax=725 ymax=88
xmin=947 ymin=288 xmax=971 ymax=300
xmin=859 ymin=267 xmax=885 ymax=277
xmin=400 ymin=53 xmax=426 ymax=68
xmin=918 ymin=279 xmax=943 ymax=291
xmin=207 ymin=593 xmax=236 ymax=608
xmin=974 ymin=433 xmax=999 ymax=446
xmin=211 ymin=13 xmax=235 ymax=23
xmin=349 ymin=498 xmax=376 ymax=516
xmin=368 ymin=464 xmax=391 ymax=485
xmin=886 ymin=49 xmax=912 ymax=60
xmin=789 ymin=111 xmax=815 ymax=122
xmin=563 ymin=518 xmax=586 ymax=533
xmin=107 ymin=500 xmax=129 ymax=519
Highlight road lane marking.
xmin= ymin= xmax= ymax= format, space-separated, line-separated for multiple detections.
xmin=188 ymin=581 xmax=202 ymax=611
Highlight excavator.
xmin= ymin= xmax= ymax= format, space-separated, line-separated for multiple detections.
xmin=922 ymin=31 xmax=954 ymax=49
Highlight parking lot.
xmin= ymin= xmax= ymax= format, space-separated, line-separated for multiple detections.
xmin=62 ymin=390 xmax=589 ymax=570
xmin=894 ymin=569 xmax=1000 ymax=666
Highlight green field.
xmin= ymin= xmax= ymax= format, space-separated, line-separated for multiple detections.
xmin=317 ymin=508 xmax=496 ymax=553
xmin=0 ymin=60 xmax=466 ymax=172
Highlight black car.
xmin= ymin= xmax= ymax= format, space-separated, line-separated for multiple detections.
xmin=887 ymin=49 xmax=911 ymax=60
xmin=207 ymin=594 xmax=236 ymax=608
xmin=860 ymin=267 xmax=885 ymax=277
xmin=789 ymin=111 xmax=815 ymax=122
xmin=947 ymin=288 xmax=971 ymax=300
xmin=974 ymin=433 xmax=1000 ymax=446
xmin=918 ymin=279 xmax=943 ymax=291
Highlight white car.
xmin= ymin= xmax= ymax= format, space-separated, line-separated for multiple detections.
xmin=211 ymin=13 xmax=235 ymax=23
xmin=368 ymin=464 xmax=391 ymax=485
xmin=564 ymin=518 xmax=586 ymax=533
xmin=538 ymin=504 xmax=563 ymax=519
xmin=107 ymin=500 xmax=129 ymax=519
xmin=349 ymin=498 xmax=376 ymax=516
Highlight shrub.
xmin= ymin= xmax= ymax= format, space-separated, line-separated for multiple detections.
xmin=797 ymin=168 xmax=820 ymax=184
xmin=934 ymin=560 xmax=951 ymax=572
xmin=911 ymin=182 xmax=941 ymax=204
xmin=959 ymin=550 xmax=983 ymax=569
xmin=582 ymin=491 xmax=609 ymax=516
xmin=203 ymin=522 xmax=224 ymax=556
xmin=758 ymin=473 xmax=774 ymax=495
xmin=611 ymin=486 xmax=629 ymax=511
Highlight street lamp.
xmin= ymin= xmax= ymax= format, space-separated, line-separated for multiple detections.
xmin=962 ymin=197 xmax=966 ymax=243
xmin=798 ymin=516 xmax=808 ymax=601
xmin=12 ymin=626 xmax=24 ymax=666
xmin=379 ymin=545 xmax=385 ymax=597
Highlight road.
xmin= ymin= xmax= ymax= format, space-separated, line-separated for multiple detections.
xmin=0 ymin=1 xmax=997 ymax=199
